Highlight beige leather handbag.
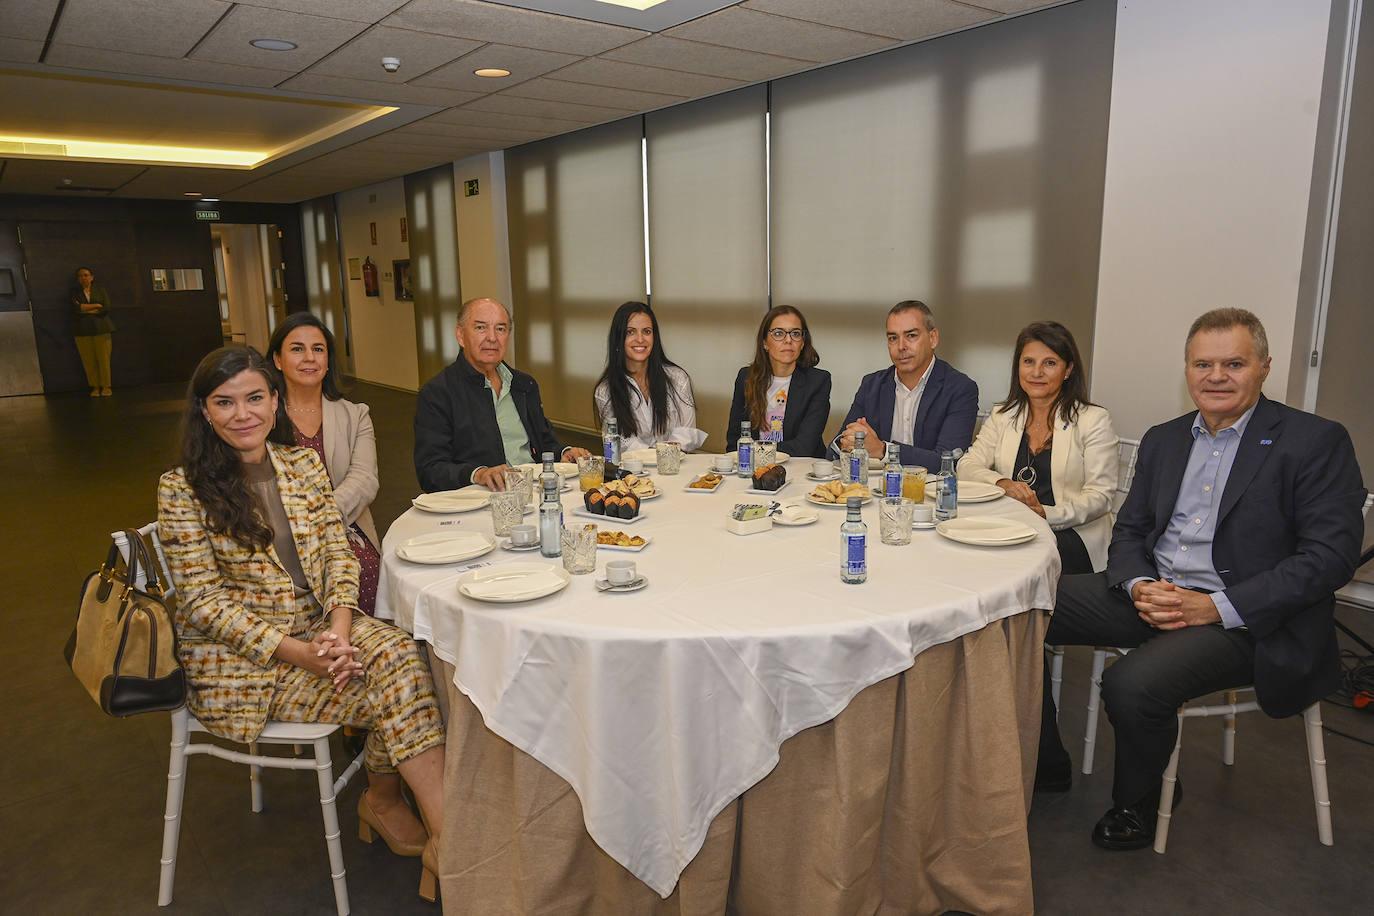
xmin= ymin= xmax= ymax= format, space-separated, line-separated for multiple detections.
xmin=64 ymin=528 xmax=186 ymax=716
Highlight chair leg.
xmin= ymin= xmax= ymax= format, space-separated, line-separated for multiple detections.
xmin=1082 ymin=649 xmax=1108 ymax=775
xmin=158 ymin=708 xmax=191 ymax=907
xmin=1222 ymin=689 xmax=1237 ymax=766
xmin=249 ymin=741 xmax=264 ymax=813
xmin=1303 ymin=704 xmax=1334 ymax=846
xmin=313 ymin=737 xmax=351 ymax=916
xmin=1049 ymin=646 xmax=1065 ymax=714
xmin=1154 ymin=712 xmax=1184 ymax=854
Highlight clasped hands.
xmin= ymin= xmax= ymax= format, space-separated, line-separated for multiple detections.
xmin=838 ymin=418 xmax=886 ymax=458
xmin=308 ymin=630 xmax=363 ymax=691
xmin=995 ymin=479 xmax=1046 ymax=518
xmin=1130 ymin=580 xmax=1221 ymax=630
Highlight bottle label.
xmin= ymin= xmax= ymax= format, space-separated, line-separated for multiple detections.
xmin=739 ymin=443 xmax=752 ymax=470
xmin=844 ymin=533 xmax=866 ymax=574
xmin=849 ymin=455 xmax=861 ymax=481
xmin=603 ymin=440 xmax=614 ymax=463
xmin=885 ymin=470 xmax=902 ymax=498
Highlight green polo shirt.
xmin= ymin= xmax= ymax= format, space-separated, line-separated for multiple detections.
xmin=487 ymin=363 xmax=531 ymax=466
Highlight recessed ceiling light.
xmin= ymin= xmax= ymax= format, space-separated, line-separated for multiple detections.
xmin=590 ymin=0 xmax=670 ymax=10
xmin=250 ymin=38 xmax=298 ymax=51
xmin=183 ymin=191 xmax=202 ymax=197
xmin=474 ymin=68 xmax=511 ymax=78
xmin=200 ymin=198 xmax=221 ymax=203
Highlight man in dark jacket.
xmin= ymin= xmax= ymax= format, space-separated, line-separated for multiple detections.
xmin=414 ymin=298 xmax=590 ymax=492
xmin=1040 ymin=308 xmax=1365 ymax=850
xmin=836 ymin=300 xmax=978 ymax=470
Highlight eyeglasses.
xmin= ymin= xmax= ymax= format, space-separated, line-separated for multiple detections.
xmin=768 ymin=328 xmax=806 ymax=341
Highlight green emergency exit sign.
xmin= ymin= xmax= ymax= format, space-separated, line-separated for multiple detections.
xmin=194 ymin=210 xmax=221 ymax=221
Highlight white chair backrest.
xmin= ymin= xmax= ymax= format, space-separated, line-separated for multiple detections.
xmin=973 ymin=408 xmax=992 ymax=436
xmin=111 ymin=523 xmax=175 ymax=598
xmin=1112 ymin=438 xmax=1141 ymax=512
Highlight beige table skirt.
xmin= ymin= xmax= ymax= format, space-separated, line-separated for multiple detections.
xmin=429 ymin=609 xmax=1048 ymax=916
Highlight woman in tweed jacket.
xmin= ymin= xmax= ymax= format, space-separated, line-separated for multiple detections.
xmin=158 ymin=345 xmax=444 ymax=900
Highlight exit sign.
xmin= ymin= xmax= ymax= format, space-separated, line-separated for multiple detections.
xmin=194 ymin=210 xmax=221 ymax=221
xmin=464 ymin=179 xmax=479 ymax=197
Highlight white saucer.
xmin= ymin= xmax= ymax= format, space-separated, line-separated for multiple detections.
xmin=911 ymin=521 xmax=937 ymax=530
xmin=806 ymin=472 xmax=840 ymax=482
xmin=595 ymin=575 xmax=648 ymax=593
xmin=498 ymin=538 xmax=542 ymax=551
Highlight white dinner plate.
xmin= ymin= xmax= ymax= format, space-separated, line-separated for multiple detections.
xmin=955 ymin=481 xmax=1006 ymax=503
xmin=935 ymin=516 xmax=1037 ymax=547
xmin=572 ymin=506 xmax=646 ymax=525
xmin=621 ymin=448 xmax=658 ymax=466
xmin=517 ymin=462 xmax=579 ymax=479
xmin=596 ymin=534 xmax=652 ymax=552
xmin=457 ymin=562 xmax=571 ymax=603
xmin=745 ymin=479 xmax=791 ymax=496
xmin=412 ymin=489 xmax=489 ymax=513
xmin=805 ymin=492 xmax=873 ymax=508
xmin=396 ymin=531 xmax=495 ymax=564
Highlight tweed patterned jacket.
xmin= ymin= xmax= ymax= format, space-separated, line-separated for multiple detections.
xmin=157 ymin=443 xmax=360 ymax=743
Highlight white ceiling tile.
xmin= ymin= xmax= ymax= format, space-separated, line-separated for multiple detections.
xmin=427 ymin=107 xmax=586 ymax=135
xmin=664 ymin=7 xmax=894 ymax=62
xmin=391 ymin=118 xmax=548 ymax=144
xmin=385 ymin=0 xmax=645 ymax=56
xmin=410 ymin=43 xmax=580 ymax=92
xmin=554 ymin=57 xmax=742 ymax=97
xmin=459 ymin=94 xmax=628 ymax=124
xmin=0 ymin=37 xmax=42 ymax=62
xmin=741 ymin=0 xmax=994 ymax=40
xmin=306 ymin=25 xmax=483 ymax=83
xmin=601 ymin=35 xmax=809 ymax=82
xmin=0 ymin=158 xmax=147 ymax=193
xmin=232 ymin=1 xmax=410 ymax=23
xmin=0 ymin=0 xmax=60 ymax=40
xmin=504 ymin=77 xmax=679 ymax=113
xmin=43 ymin=44 xmax=289 ymax=88
xmin=55 ymin=0 xmax=231 ymax=59
xmin=110 ymin=166 xmax=247 ymax=197
xmin=969 ymin=1 xmax=1061 ymax=12
xmin=190 ymin=6 xmax=369 ymax=72
xmin=279 ymin=72 xmax=481 ymax=106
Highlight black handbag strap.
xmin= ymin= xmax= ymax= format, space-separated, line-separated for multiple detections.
xmin=121 ymin=527 xmax=164 ymax=596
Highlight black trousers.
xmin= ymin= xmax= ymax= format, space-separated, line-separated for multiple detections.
xmin=1041 ymin=573 xmax=1256 ymax=807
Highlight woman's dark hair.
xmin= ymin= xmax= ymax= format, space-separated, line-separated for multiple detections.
xmin=180 ymin=346 xmax=294 ymax=550
xmin=74 ymin=266 xmax=94 ymax=279
xmin=744 ymin=305 xmax=820 ymax=431
xmin=594 ymin=302 xmax=689 ymax=439
xmin=997 ymin=321 xmax=1093 ymax=425
xmin=266 ymin=311 xmax=345 ymax=401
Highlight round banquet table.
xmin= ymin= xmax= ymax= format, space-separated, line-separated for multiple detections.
xmin=377 ymin=455 xmax=1061 ymax=915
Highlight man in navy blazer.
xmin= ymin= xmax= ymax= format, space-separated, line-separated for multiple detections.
xmin=1040 ymin=308 xmax=1365 ymax=851
xmin=836 ymin=300 xmax=979 ymax=469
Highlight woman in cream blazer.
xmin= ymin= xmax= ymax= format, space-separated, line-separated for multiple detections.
xmin=958 ymin=322 xmax=1119 ymax=573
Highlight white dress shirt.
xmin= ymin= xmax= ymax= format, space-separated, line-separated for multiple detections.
xmin=594 ymin=365 xmax=708 ymax=452
xmin=889 ymin=358 xmax=935 ymax=447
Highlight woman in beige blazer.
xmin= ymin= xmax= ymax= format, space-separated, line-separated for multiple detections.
xmin=269 ymin=312 xmax=382 ymax=612
xmin=958 ymin=321 xmax=1119 ymax=573
xmin=158 ymin=346 xmax=444 ymax=899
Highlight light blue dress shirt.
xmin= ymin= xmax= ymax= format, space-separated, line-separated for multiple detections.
xmin=1126 ymin=403 xmax=1257 ymax=629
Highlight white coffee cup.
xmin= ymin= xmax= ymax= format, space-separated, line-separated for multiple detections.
xmin=812 ymin=459 xmax=835 ymax=478
xmin=712 ymin=454 xmax=734 ymax=472
xmin=622 ymin=458 xmax=645 ymax=475
xmin=911 ymin=503 xmax=934 ymax=525
xmin=606 ymin=559 xmax=637 ymax=585
xmin=509 ymin=524 xmax=538 ymax=546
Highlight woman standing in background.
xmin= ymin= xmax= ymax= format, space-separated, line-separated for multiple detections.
xmin=70 ymin=266 xmax=114 ymax=396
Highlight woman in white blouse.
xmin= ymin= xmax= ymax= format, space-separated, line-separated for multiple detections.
xmin=593 ymin=302 xmax=706 ymax=453
xmin=958 ymin=321 xmax=1118 ymax=574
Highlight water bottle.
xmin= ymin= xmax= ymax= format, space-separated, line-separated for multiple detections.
xmin=936 ymin=450 xmax=958 ymax=521
xmin=540 ymin=450 xmax=556 ymax=492
xmin=737 ymin=421 xmax=754 ymax=478
xmin=603 ymin=418 xmax=621 ymax=466
xmin=883 ymin=441 xmax=902 ymax=498
xmin=539 ymin=476 xmax=562 ymax=558
xmin=840 ymin=496 xmax=867 ymax=584
xmin=849 ymin=430 xmax=870 ymax=487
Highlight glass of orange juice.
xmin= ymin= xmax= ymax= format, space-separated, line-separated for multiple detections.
xmin=577 ymin=456 xmax=605 ymax=492
xmin=902 ymin=466 xmax=927 ymax=502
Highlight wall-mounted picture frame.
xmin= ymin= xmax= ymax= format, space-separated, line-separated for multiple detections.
xmin=369 ymin=221 xmax=377 ymax=245
xmin=347 ymin=257 xmax=361 ymax=280
xmin=400 ymin=217 xmax=408 ymax=243
xmin=393 ymin=259 xmax=413 ymax=301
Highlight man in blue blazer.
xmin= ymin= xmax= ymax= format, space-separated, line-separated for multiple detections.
xmin=836 ymin=300 xmax=979 ymax=469
xmin=1040 ymin=308 xmax=1365 ymax=850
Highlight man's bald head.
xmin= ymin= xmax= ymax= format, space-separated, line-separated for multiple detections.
xmin=457 ymin=297 xmax=511 ymax=327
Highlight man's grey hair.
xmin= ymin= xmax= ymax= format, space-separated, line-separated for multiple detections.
xmin=457 ymin=297 xmax=512 ymax=326
xmin=889 ymin=299 xmax=936 ymax=331
xmin=1185 ymin=307 xmax=1269 ymax=361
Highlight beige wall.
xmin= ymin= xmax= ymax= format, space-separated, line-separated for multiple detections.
xmin=337 ymin=178 xmax=419 ymax=391
xmin=1091 ymin=0 xmax=1333 ymax=439
xmin=453 ymin=152 xmax=514 ymax=316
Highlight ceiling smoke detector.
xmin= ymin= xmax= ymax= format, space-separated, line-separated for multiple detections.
xmin=381 ymin=57 xmax=401 ymax=73
xmin=250 ymin=38 xmax=298 ymax=51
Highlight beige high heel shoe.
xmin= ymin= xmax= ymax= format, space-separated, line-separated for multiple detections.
xmin=357 ymin=791 xmax=426 ymax=857
xmin=419 ymin=839 xmax=439 ymax=903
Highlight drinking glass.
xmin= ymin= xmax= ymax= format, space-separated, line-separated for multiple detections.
xmin=902 ymin=466 xmax=927 ymax=503
xmin=503 ymin=467 xmax=534 ymax=507
xmin=655 ymin=442 xmax=683 ymax=475
xmin=560 ymin=525 xmax=598 ymax=574
xmin=756 ymin=441 xmax=778 ymax=466
xmin=577 ymin=456 xmax=605 ymax=492
xmin=879 ymin=497 xmax=915 ymax=545
xmin=489 ymin=490 xmax=525 ymax=536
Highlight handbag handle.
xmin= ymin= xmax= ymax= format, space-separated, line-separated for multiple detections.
xmin=119 ymin=528 xmax=165 ymax=597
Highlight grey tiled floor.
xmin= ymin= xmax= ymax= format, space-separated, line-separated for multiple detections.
xmin=2 ymin=382 xmax=1371 ymax=914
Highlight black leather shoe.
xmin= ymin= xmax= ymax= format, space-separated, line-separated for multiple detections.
xmin=1034 ymin=758 xmax=1073 ymax=793
xmin=1091 ymin=781 xmax=1182 ymax=851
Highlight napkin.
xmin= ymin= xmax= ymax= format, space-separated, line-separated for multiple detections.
xmin=414 ymin=490 xmax=488 ymax=511
xmin=398 ymin=532 xmax=489 ymax=562
xmin=462 ymin=568 xmax=563 ymax=600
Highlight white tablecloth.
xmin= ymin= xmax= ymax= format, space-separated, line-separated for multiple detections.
xmin=377 ymin=457 xmax=1059 ymax=897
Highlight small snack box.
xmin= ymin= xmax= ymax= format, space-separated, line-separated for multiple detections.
xmin=727 ymin=502 xmax=774 ymax=536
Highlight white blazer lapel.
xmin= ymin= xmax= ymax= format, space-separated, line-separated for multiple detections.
xmin=997 ymin=409 xmax=1025 ymax=477
xmin=1050 ymin=410 xmax=1073 ymax=493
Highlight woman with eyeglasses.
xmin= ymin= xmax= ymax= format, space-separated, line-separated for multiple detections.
xmin=726 ymin=305 xmax=832 ymax=458
xmin=957 ymin=321 xmax=1118 ymax=574
xmin=594 ymin=301 xmax=707 ymax=452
